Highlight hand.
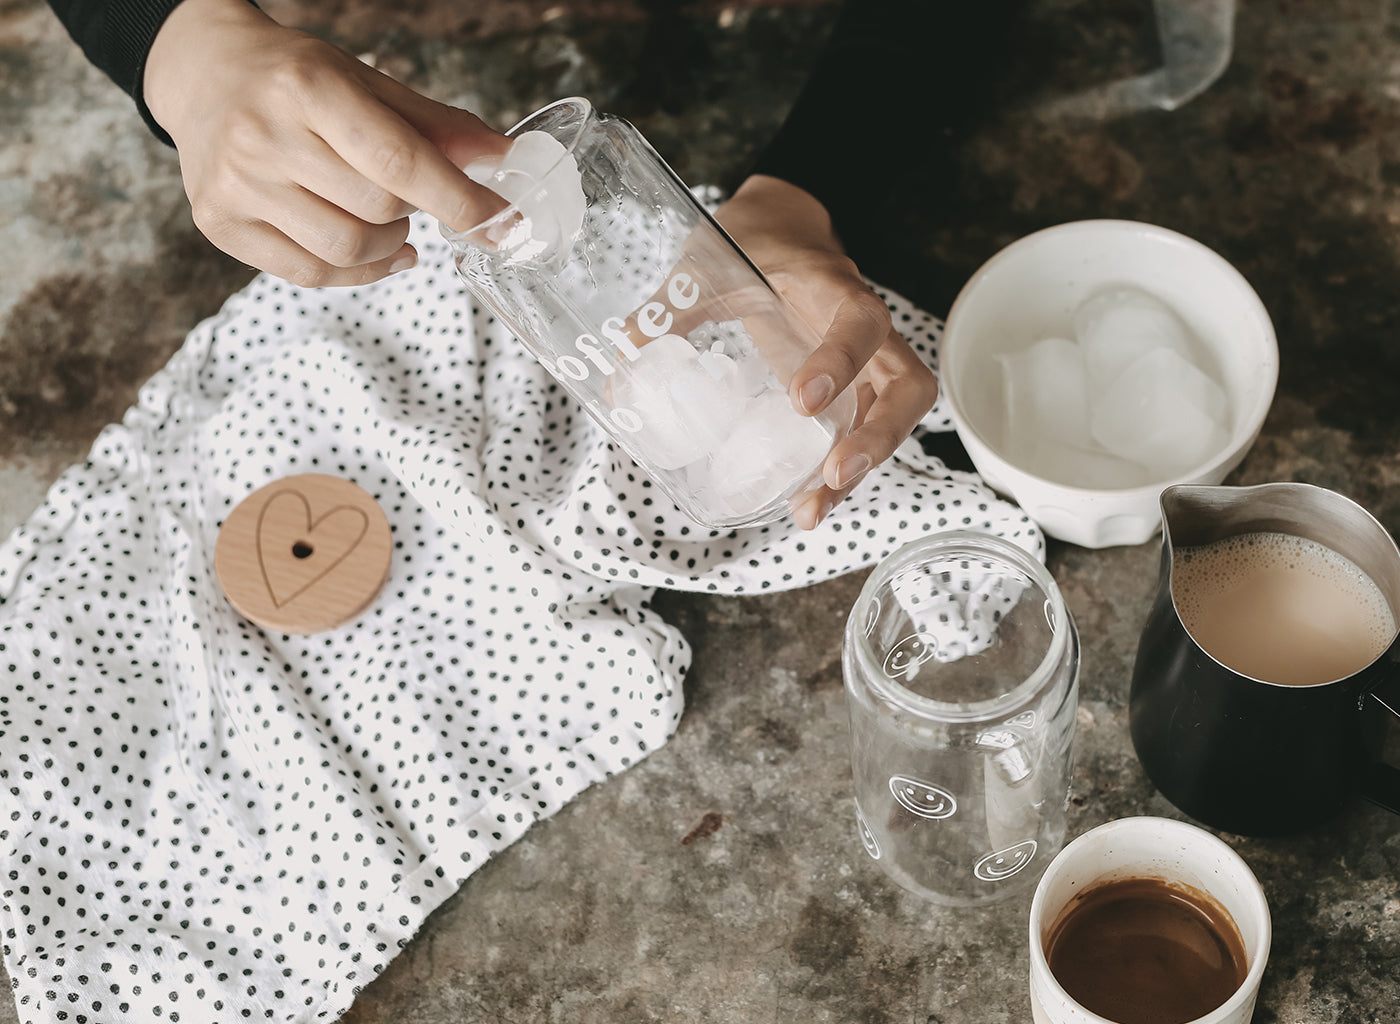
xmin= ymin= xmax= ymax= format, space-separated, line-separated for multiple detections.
xmin=714 ymin=175 xmax=940 ymax=530
xmin=144 ymin=0 xmax=511 ymax=287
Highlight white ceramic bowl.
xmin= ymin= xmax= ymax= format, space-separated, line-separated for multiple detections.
xmin=941 ymin=220 xmax=1279 ymax=549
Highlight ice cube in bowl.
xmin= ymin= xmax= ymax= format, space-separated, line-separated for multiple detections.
xmin=996 ymin=336 xmax=1094 ymax=458
xmin=1074 ymin=284 xmax=1197 ymax=393
xmin=1089 ymin=346 xmax=1230 ymax=478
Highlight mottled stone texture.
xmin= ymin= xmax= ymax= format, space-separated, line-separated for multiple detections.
xmin=4 ymin=0 xmax=1400 ymax=1022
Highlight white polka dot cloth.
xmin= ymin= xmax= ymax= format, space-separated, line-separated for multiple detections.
xmin=0 ymin=213 xmax=1040 ymax=1023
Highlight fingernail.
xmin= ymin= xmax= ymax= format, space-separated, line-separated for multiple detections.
xmin=836 ymin=454 xmax=871 ymax=489
xmin=814 ymin=501 xmax=835 ymax=527
xmin=389 ymin=251 xmax=418 ymax=275
xmin=797 ymin=374 xmax=835 ymax=414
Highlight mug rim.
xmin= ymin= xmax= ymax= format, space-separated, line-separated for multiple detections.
xmin=1028 ymin=815 xmax=1272 ymax=1024
xmin=845 ymin=530 xmax=1073 ymax=722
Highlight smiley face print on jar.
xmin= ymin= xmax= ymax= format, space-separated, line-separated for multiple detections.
xmin=889 ymin=775 xmax=958 ymax=819
xmin=882 ymin=631 xmax=938 ymax=681
xmin=973 ymin=839 xmax=1038 ymax=881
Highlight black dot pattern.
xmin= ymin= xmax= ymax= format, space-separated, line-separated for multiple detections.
xmin=885 ymin=554 xmax=1030 ymax=665
xmin=0 ymin=210 xmax=1039 ymax=1023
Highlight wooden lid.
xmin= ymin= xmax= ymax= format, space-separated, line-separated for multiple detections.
xmin=215 ymin=474 xmax=393 ymax=635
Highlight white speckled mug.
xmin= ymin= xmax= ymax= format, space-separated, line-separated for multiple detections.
xmin=1029 ymin=817 xmax=1271 ymax=1024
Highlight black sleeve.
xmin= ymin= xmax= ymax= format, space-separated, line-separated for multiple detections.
xmin=750 ymin=0 xmax=1028 ymax=258
xmin=46 ymin=0 xmax=191 ymax=144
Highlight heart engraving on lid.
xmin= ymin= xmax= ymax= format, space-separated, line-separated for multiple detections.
xmin=216 ymin=473 xmax=392 ymax=635
xmin=256 ymin=490 xmax=369 ymax=607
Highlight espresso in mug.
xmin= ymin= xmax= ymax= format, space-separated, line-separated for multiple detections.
xmin=1173 ymin=531 xmax=1396 ymax=686
xmin=1046 ymin=877 xmax=1248 ymax=1024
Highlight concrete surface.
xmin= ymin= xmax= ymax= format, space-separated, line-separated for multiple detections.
xmin=3 ymin=0 xmax=1400 ymax=1022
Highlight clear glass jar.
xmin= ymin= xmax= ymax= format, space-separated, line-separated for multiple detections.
xmin=441 ymin=97 xmax=855 ymax=530
xmin=843 ymin=532 xmax=1080 ymax=905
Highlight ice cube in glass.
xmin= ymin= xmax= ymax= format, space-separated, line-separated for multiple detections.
xmin=610 ymin=334 xmax=740 ymax=470
xmin=708 ymin=389 xmax=833 ymax=514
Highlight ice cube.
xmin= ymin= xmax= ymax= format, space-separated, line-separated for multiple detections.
xmin=496 ymin=130 xmax=567 ymax=178
xmin=610 ymin=334 xmax=739 ymax=471
xmin=729 ymin=346 xmax=777 ymax=398
xmin=1089 ymin=346 xmax=1230 ymax=478
xmin=688 ymin=319 xmax=754 ymax=358
xmin=464 ymin=130 xmax=585 ymax=263
xmin=996 ymin=336 xmax=1093 ymax=457
xmin=707 ymin=389 xmax=833 ymax=514
xmin=1073 ymin=286 xmax=1195 ymax=393
xmin=688 ymin=320 xmax=773 ymax=397
xmin=696 ymin=344 xmax=736 ymax=381
xmin=535 ymin=157 xmax=585 ymax=244
xmin=485 ymin=207 xmax=559 ymax=263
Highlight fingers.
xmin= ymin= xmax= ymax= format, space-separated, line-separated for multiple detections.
xmin=142 ymin=0 xmax=511 ymax=287
xmin=825 ymin=330 xmax=939 ymax=487
xmin=796 ymin=325 xmax=939 ymax=531
xmin=189 ymin=178 xmax=418 ymax=288
xmin=268 ymin=183 xmax=414 ymax=270
xmin=313 ymin=69 xmax=510 ymax=233
xmin=386 ymin=83 xmax=513 ymax=177
xmin=165 ymin=25 xmax=512 ymax=287
xmin=201 ymin=205 xmax=419 ymax=288
xmin=293 ymin=132 xmax=418 ymax=225
xmin=789 ymin=281 xmax=894 ymax=416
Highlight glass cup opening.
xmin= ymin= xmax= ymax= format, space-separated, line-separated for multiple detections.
xmin=848 ymin=531 xmax=1074 ymax=722
xmin=440 ymin=96 xmax=594 ymax=247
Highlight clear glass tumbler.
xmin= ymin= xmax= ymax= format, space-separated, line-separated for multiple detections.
xmin=441 ymin=97 xmax=855 ymax=530
xmin=842 ymin=532 xmax=1080 ymax=905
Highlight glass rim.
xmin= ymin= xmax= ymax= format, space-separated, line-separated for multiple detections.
xmin=442 ymin=95 xmax=595 ymax=242
xmin=845 ymin=530 xmax=1073 ymax=722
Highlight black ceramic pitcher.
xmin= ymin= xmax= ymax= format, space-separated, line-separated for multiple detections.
xmin=1129 ymin=482 xmax=1400 ymax=836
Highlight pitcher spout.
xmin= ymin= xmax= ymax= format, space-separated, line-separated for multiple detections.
xmin=1159 ymin=482 xmax=1253 ymax=555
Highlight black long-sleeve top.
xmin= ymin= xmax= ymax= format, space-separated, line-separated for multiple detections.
xmin=749 ymin=0 xmax=1028 ymax=275
xmin=47 ymin=0 xmax=187 ymax=142
xmin=46 ymin=0 xmax=1026 ymax=249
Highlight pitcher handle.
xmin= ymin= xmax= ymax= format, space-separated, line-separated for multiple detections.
xmin=1362 ymin=674 xmax=1400 ymax=815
